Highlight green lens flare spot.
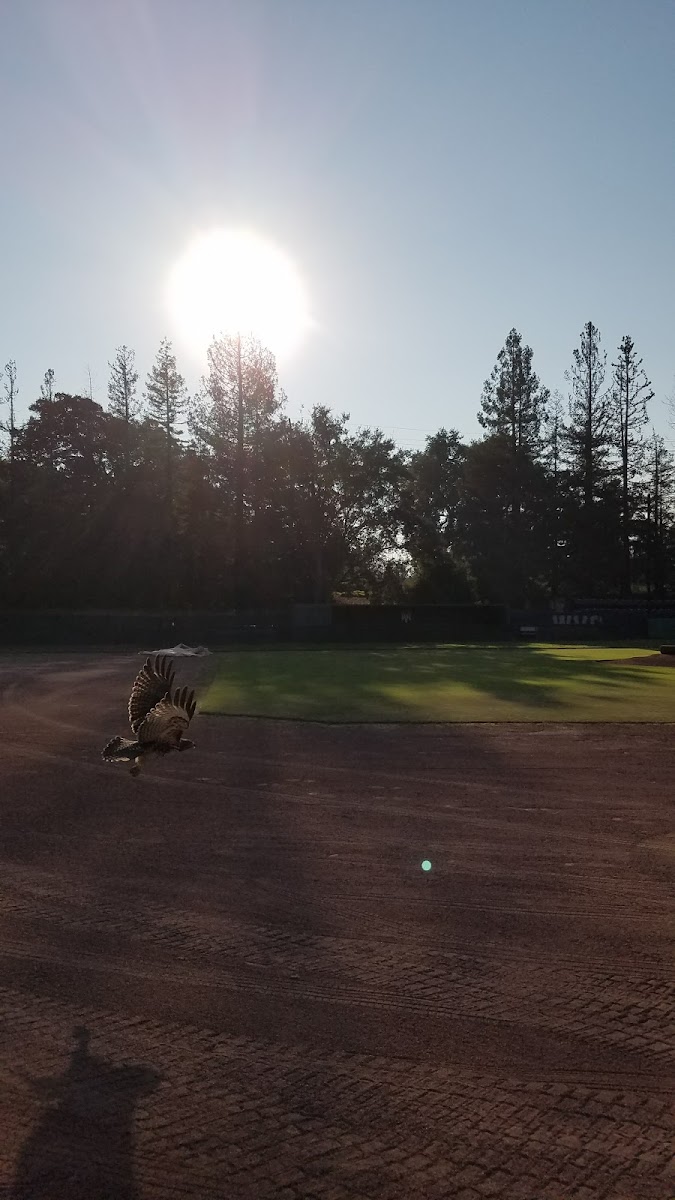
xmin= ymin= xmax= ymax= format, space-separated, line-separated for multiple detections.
xmin=421 ymin=859 xmax=432 ymax=872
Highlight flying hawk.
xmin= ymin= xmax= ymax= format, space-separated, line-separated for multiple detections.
xmin=102 ymin=655 xmax=197 ymax=776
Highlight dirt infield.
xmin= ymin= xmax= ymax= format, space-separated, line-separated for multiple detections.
xmin=609 ymin=652 xmax=675 ymax=668
xmin=0 ymin=653 xmax=672 ymax=1199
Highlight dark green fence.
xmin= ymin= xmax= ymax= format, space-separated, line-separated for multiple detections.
xmin=0 ymin=604 xmax=508 ymax=647
xmin=0 ymin=610 xmax=288 ymax=647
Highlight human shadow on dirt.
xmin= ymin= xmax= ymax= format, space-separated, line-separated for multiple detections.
xmin=12 ymin=1025 xmax=160 ymax=1200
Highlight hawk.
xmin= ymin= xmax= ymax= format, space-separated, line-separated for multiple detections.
xmin=102 ymin=655 xmax=197 ymax=776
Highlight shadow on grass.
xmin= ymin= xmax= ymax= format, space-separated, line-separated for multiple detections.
xmin=203 ymin=644 xmax=663 ymax=720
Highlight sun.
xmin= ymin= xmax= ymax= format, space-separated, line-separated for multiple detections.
xmin=167 ymin=229 xmax=311 ymax=361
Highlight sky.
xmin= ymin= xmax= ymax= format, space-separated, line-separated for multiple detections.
xmin=1 ymin=0 xmax=674 ymax=452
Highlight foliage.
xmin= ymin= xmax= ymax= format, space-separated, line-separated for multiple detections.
xmin=479 ymin=328 xmax=549 ymax=456
xmin=611 ymin=335 xmax=653 ymax=594
xmin=108 ymin=345 xmax=139 ymax=423
xmin=0 ymin=325 xmax=670 ymax=609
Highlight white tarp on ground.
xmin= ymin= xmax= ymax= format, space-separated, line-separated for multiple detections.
xmin=141 ymin=643 xmax=211 ymax=656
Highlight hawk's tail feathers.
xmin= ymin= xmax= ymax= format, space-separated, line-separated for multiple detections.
xmin=102 ymin=735 xmax=141 ymax=762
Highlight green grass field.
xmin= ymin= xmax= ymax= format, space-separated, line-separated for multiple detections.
xmin=200 ymin=643 xmax=675 ymax=722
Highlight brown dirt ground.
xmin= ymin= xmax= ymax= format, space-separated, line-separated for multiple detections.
xmin=609 ymin=652 xmax=675 ymax=667
xmin=0 ymin=652 xmax=673 ymax=1200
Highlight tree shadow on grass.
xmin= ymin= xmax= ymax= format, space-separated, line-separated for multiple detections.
xmin=366 ymin=645 xmax=646 ymax=709
xmin=12 ymin=1026 xmax=160 ymax=1200
xmin=205 ymin=644 xmax=661 ymax=720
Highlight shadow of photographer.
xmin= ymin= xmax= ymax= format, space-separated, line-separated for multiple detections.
xmin=12 ymin=1025 xmax=160 ymax=1200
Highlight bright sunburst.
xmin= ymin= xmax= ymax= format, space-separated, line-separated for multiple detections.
xmin=167 ymin=229 xmax=311 ymax=360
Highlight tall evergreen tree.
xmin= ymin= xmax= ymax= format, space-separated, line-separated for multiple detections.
xmin=1 ymin=360 xmax=18 ymax=484
xmin=475 ymin=329 xmax=550 ymax=603
xmin=108 ymin=345 xmax=139 ymax=421
xmin=40 ymin=368 xmax=55 ymax=403
xmin=611 ymin=335 xmax=653 ymax=594
xmin=191 ymin=333 xmax=281 ymax=605
xmin=479 ymin=328 xmax=549 ymax=456
xmin=565 ymin=321 xmax=616 ymax=595
xmin=144 ymin=338 xmax=186 ymax=518
xmin=0 ymin=361 xmax=19 ymax=593
xmin=644 ymin=433 xmax=674 ymax=598
xmin=108 ymin=345 xmax=139 ymax=479
xmin=565 ymin=321 xmax=613 ymax=507
xmin=544 ymin=390 xmax=568 ymax=599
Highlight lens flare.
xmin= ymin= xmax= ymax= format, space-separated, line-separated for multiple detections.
xmin=421 ymin=859 xmax=432 ymax=872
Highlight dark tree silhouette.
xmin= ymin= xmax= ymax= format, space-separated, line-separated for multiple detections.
xmin=400 ymin=429 xmax=475 ymax=601
xmin=191 ymin=332 xmax=281 ymax=606
xmin=108 ymin=344 xmax=140 ymax=481
xmin=472 ymin=331 xmax=551 ymax=604
xmin=564 ymin=321 xmax=617 ymax=595
xmin=144 ymin=338 xmax=186 ymax=522
xmin=0 ymin=324 xmax=673 ymax=611
xmin=611 ymin=334 xmax=653 ymax=595
xmin=479 ymin=328 xmax=549 ymax=456
xmin=39 ymin=367 xmax=55 ymax=403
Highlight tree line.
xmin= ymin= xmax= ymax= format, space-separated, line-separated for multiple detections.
xmin=0 ymin=322 xmax=673 ymax=610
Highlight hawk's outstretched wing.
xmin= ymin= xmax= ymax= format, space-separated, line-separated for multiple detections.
xmin=128 ymin=655 xmax=176 ymax=734
xmin=137 ymin=685 xmax=197 ymax=748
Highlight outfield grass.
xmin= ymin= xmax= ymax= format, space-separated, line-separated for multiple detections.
xmin=200 ymin=642 xmax=675 ymax=722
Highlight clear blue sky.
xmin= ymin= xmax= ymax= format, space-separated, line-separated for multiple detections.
xmin=2 ymin=0 xmax=674 ymax=451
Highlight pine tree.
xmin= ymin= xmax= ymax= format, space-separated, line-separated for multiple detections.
xmin=40 ymin=368 xmax=55 ymax=403
xmin=475 ymin=329 xmax=550 ymax=603
xmin=479 ymin=328 xmax=549 ymax=457
xmin=144 ymin=338 xmax=186 ymax=517
xmin=108 ymin=345 xmax=139 ymax=479
xmin=645 ymin=433 xmax=674 ymax=598
xmin=545 ymin=390 xmax=567 ymax=599
xmin=564 ymin=322 xmax=615 ymax=596
xmin=1 ymin=360 xmax=18 ymax=479
xmin=611 ymin=335 xmax=653 ymax=594
xmin=565 ymin=321 xmax=613 ymax=507
xmin=191 ymin=333 xmax=280 ymax=606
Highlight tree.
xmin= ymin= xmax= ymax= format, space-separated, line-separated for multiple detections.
xmin=400 ymin=429 xmax=475 ymax=601
xmin=458 ymin=434 xmax=549 ymax=605
xmin=191 ymin=333 xmax=281 ymax=606
xmin=611 ymin=335 xmax=653 ymax=594
xmin=565 ymin=322 xmax=613 ymax=506
xmin=40 ymin=368 xmax=55 ymax=403
xmin=564 ymin=321 xmax=617 ymax=595
xmin=144 ymin=338 xmax=186 ymax=518
xmin=474 ymin=330 xmax=551 ymax=604
xmin=0 ymin=361 xmax=19 ymax=591
xmin=108 ymin=345 xmax=139 ymax=423
xmin=643 ymin=433 xmax=674 ymax=598
xmin=12 ymin=394 xmax=115 ymax=605
xmin=479 ymin=328 xmax=549 ymax=456
xmin=108 ymin=345 xmax=139 ymax=479
xmin=1 ymin=360 xmax=18 ymax=481
xmin=543 ymin=390 xmax=568 ymax=599
xmin=262 ymin=407 xmax=406 ymax=603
